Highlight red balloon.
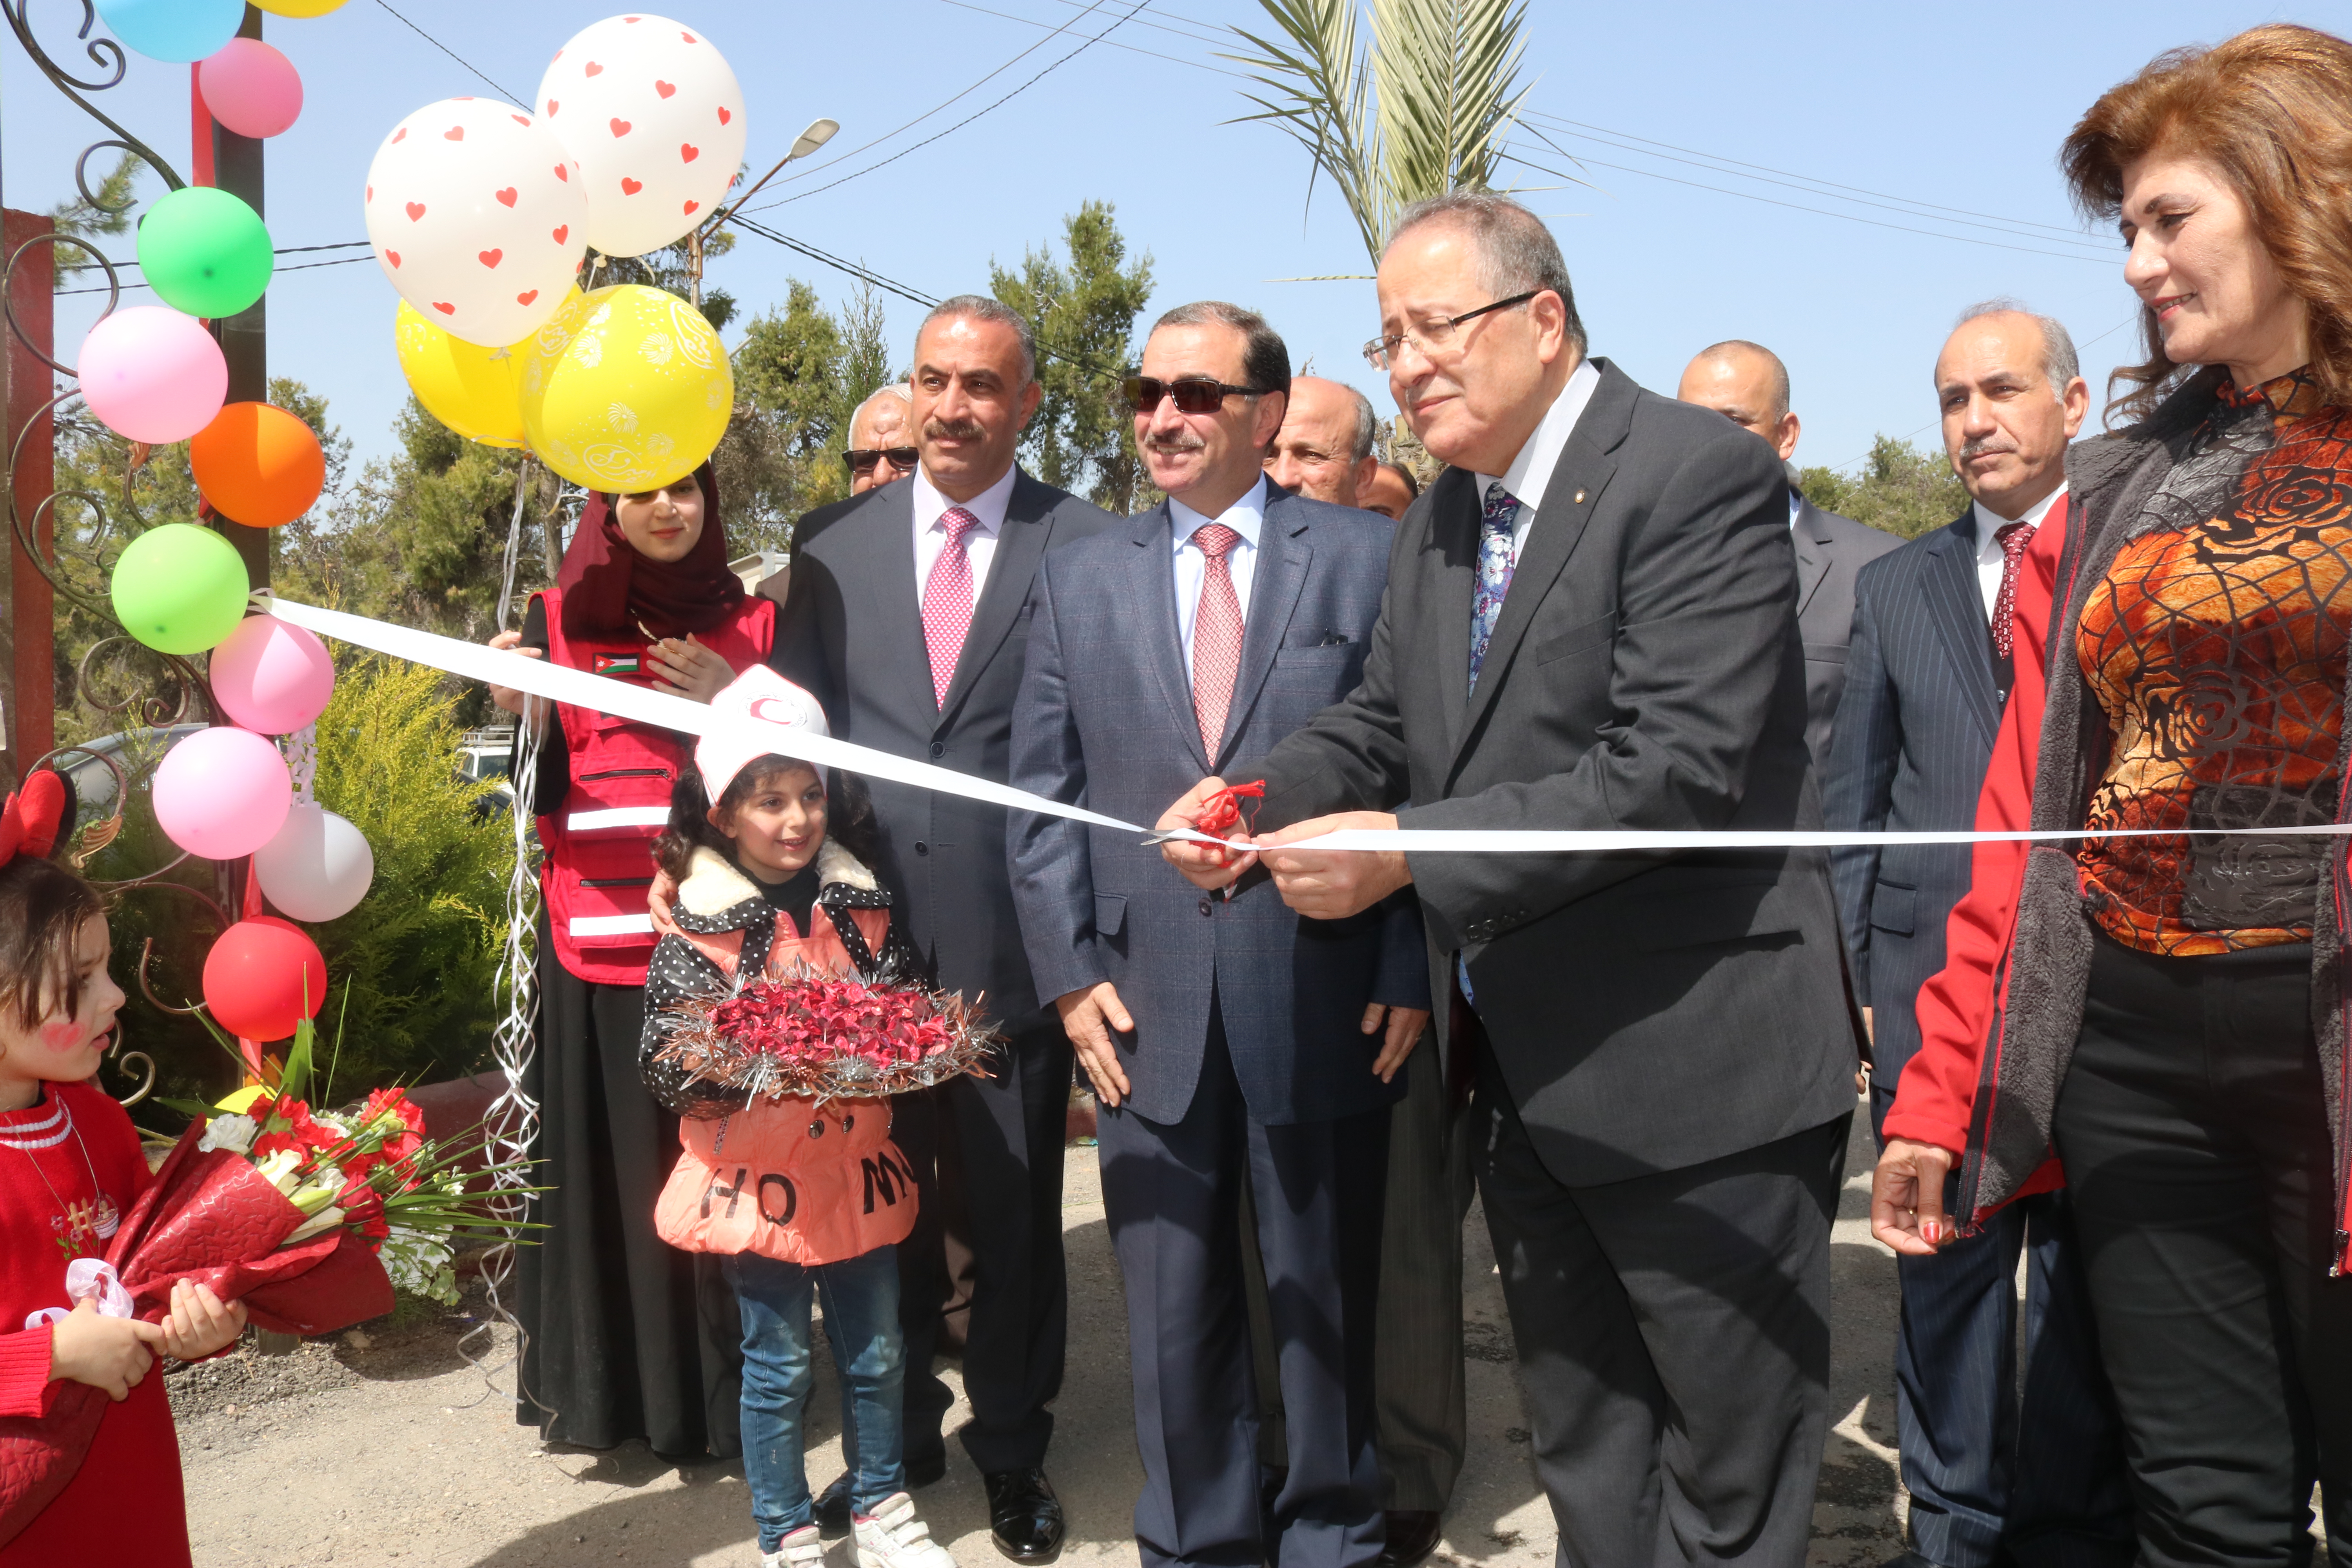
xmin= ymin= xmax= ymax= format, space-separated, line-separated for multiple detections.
xmin=202 ymin=916 xmax=328 ymax=1041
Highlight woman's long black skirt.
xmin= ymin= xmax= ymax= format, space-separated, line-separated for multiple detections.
xmin=512 ymin=916 xmax=742 ymax=1459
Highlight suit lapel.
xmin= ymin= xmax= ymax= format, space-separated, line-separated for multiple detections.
xmin=1922 ymin=511 xmax=2002 ymax=745
xmin=1791 ymin=497 xmax=1832 ymax=622
xmin=1451 ymin=366 xmax=1631 ymax=768
xmin=935 ymin=472 xmax=1049 ymax=731
xmin=1427 ymin=467 xmax=1480 ymax=751
xmin=853 ymin=485 xmax=941 ymax=725
xmin=1218 ymin=492 xmax=1310 ymax=764
xmin=1129 ymin=505 xmax=1208 ymax=771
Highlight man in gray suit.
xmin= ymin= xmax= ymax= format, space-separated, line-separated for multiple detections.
xmin=1824 ymin=302 xmax=2128 ymax=1568
xmin=772 ymin=296 xmax=1120 ymax=1561
xmin=1678 ymin=339 xmax=1898 ymax=774
xmin=1008 ymin=301 xmax=1428 ymax=1568
xmin=1162 ymin=194 xmax=1859 ymax=1566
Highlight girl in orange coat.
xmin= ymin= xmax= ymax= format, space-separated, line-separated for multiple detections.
xmin=639 ymin=669 xmax=956 ymax=1568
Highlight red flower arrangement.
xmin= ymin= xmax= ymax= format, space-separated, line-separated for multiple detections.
xmin=655 ymin=962 xmax=1000 ymax=1112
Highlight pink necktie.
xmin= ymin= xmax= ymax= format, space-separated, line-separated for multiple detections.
xmin=1191 ymin=523 xmax=1244 ymax=755
xmin=922 ymin=507 xmax=980 ymax=707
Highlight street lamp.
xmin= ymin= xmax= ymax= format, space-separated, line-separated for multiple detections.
xmin=688 ymin=116 xmax=839 ymax=307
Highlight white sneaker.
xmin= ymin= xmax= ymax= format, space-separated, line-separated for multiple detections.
xmin=762 ymin=1523 xmax=826 ymax=1568
xmin=852 ymin=1492 xmax=956 ymax=1568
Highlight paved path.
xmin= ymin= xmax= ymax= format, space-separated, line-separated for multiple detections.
xmin=178 ymin=1113 xmax=1907 ymax=1566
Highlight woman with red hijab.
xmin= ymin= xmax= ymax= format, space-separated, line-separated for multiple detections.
xmin=486 ymin=464 xmax=774 ymax=1463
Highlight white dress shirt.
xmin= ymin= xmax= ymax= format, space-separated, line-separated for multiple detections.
xmin=1169 ymin=475 xmax=1269 ymax=686
xmin=912 ymin=463 xmax=1018 ymax=609
xmin=1971 ymin=483 xmax=2067 ymax=623
xmin=1472 ymin=356 xmax=1603 ymax=558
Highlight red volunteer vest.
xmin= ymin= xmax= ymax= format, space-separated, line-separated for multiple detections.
xmin=534 ymin=586 xmax=777 ymax=984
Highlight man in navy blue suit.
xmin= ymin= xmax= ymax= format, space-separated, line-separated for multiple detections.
xmin=1008 ymin=301 xmax=1429 ymax=1568
xmin=1824 ymin=301 xmax=2131 ymax=1568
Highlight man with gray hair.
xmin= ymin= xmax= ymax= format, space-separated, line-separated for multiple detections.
xmin=1824 ymin=303 xmax=2127 ymax=1568
xmin=1265 ymin=375 xmax=1381 ymax=506
xmin=1677 ymin=339 xmax=1897 ymax=774
xmin=766 ymin=292 xmax=1120 ymax=1562
xmin=1159 ymin=190 xmax=1861 ymax=1566
xmin=844 ymin=382 xmax=916 ymax=495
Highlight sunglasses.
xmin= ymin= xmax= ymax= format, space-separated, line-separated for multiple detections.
xmin=843 ymin=446 xmax=919 ymax=475
xmin=1117 ymin=375 xmax=1272 ymax=416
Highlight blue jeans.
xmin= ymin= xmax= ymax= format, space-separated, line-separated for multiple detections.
xmin=726 ymin=1245 xmax=907 ymax=1552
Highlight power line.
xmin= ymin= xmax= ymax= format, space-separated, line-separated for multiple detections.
xmin=1500 ymin=150 xmax=2110 ymax=266
xmin=748 ymin=0 xmax=1161 ymax=211
xmin=372 ymin=0 xmax=523 ymax=105
xmin=934 ymin=0 xmax=1250 ymax=78
xmin=54 ymin=253 xmax=376 ymax=297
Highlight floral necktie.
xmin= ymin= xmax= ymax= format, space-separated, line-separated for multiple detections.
xmin=1469 ymin=482 xmax=1521 ymax=690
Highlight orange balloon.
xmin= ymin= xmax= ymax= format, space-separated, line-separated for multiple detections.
xmin=191 ymin=401 xmax=325 ymax=528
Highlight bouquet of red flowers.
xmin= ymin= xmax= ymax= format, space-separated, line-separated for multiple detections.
xmin=653 ymin=961 xmax=1000 ymax=1112
xmin=0 ymin=1023 xmax=530 ymax=1544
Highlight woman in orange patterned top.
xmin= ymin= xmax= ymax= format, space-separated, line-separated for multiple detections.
xmin=1873 ymin=26 xmax=2352 ymax=1565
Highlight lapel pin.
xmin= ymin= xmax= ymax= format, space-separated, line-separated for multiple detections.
xmin=1573 ymin=489 xmax=1586 ymax=505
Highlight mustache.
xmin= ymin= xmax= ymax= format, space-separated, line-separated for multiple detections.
xmin=923 ymin=417 xmax=987 ymax=443
xmin=1957 ymin=437 xmax=2018 ymax=462
xmin=1143 ymin=432 xmax=1206 ymax=454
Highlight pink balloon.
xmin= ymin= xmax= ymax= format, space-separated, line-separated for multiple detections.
xmin=152 ymin=725 xmax=291 ymax=860
xmin=208 ymin=614 xmax=334 ymax=734
xmin=78 ymin=307 xmax=227 ymax=443
xmin=198 ymin=38 xmax=303 ymax=139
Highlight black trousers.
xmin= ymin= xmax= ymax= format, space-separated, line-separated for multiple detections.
xmin=1474 ymin=1042 xmax=1846 ymax=1567
xmin=1099 ymin=1007 xmax=1391 ymax=1568
xmin=2054 ymin=934 xmax=2352 ymax=1566
xmin=1869 ymin=1089 xmax=2133 ymax=1568
xmin=891 ymin=1006 xmax=1073 ymax=1474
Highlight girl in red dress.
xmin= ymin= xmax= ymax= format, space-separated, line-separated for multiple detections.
xmin=0 ymin=769 xmax=249 ymax=1566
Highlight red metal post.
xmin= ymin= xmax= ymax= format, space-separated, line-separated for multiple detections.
xmin=2 ymin=207 xmax=57 ymax=782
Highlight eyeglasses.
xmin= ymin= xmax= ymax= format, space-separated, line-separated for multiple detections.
xmin=1117 ymin=375 xmax=1272 ymax=416
xmin=1361 ymin=291 xmax=1540 ymax=370
xmin=843 ymin=446 xmax=919 ymax=475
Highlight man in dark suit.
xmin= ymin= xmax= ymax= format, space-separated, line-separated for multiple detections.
xmin=1677 ymin=340 xmax=1898 ymax=774
xmin=1824 ymin=302 xmax=2130 ymax=1568
xmin=1008 ymin=301 xmax=1429 ymax=1568
xmin=772 ymin=295 xmax=1120 ymax=1561
xmin=1161 ymin=193 xmax=1859 ymax=1567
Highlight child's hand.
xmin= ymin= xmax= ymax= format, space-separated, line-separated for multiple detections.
xmin=155 ymin=1280 xmax=247 ymax=1362
xmin=47 ymin=1298 xmax=163 ymax=1401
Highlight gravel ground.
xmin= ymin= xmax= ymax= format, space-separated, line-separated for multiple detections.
xmin=179 ymin=1112 xmax=1907 ymax=1567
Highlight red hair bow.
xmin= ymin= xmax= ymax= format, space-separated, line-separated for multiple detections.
xmin=0 ymin=769 xmax=68 ymax=869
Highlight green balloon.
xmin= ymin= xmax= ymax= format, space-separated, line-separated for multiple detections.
xmin=111 ymin=523 xmax=249 ymax=655
xmin=136 ymin=187 xmax=272 ymax=319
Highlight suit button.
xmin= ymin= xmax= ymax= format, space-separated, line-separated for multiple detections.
xmin=1199 ymin=897 xmax=1214 ymax=917
xmin=915 ymin=842 xmax=929 ymax=857
xmin=930 ymin=742 xmax=946 ymax=758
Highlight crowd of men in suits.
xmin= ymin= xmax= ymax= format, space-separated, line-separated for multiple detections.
xmin=768 ymin=188 xmax=2109 ymax=1568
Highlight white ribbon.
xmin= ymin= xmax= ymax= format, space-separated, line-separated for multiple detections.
xmin=24 ymin=1258 xmax=134 ymax=1331
xmin=263 ymin=593 xmax=2352 ymax=857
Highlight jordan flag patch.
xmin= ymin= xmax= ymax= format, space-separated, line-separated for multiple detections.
xmin=593 ymin=653 xmax=642 ymax=677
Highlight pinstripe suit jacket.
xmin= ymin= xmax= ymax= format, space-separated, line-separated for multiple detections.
xmin=1823 ymin=510 xmax=2002 ymax=1091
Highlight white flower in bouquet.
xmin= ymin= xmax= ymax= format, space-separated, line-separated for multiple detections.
xmin=198 ymin=1113 xmax=259 ymax=1156
xmin=379 ymin=1225 xmax=461 ymax=1305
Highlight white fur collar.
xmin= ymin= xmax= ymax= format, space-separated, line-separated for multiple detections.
xmin=676 ymin=839 xmax=879 ymax=917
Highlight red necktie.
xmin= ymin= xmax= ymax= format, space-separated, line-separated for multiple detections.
xmin=1191 ymin=523 xmax=1244 ymax=755
xmin=922 ymin=506 xmax=980 ymax=708
xmin=1992 ymin=520 xmax=2033 ymax=663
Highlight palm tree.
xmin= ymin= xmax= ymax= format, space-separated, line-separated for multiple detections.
xmin=1225 ymin=0 xmax=1537 ymax=268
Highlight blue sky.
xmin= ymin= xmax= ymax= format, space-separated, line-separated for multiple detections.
xmin=2 ymin=0 xmax=2337 ymax=483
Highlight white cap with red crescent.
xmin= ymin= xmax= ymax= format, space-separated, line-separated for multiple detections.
xmin=694 ymin=666 xmax=832 ymax=800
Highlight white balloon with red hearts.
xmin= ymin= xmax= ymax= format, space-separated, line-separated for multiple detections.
xmin=534 ymin=15 xmax=748 ymax=258
xmin=363 ymin=97 xmax=589 ymax=348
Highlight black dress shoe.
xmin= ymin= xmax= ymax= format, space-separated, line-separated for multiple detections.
xmin=1378 ymin=1510 xmax=1443 ymax=1568
xmin=982 ymin=1466 xmax=1065 ymax=1563
xmin=815 ymin=1453 xmax=948 ymax=1537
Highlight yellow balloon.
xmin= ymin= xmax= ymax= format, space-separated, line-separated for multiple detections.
xmin=395 ymin=299 xmax=553 ymax=449
xmin=519 ymin=284 xmax=733 ymax=493
xmin=254 ymin=0 xmax=351 ymax=14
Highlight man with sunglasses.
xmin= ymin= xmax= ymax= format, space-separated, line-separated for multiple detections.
xmin=761 ymin=295 xmax=1121 ymax=1563
xmin=1157 ymin=193 xmax=1860 ymax=1568
xmin=844 ymin=382 xmax=918 ymax=495
xmin=1008 ymin=301 xmax=1428 ymax=1568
